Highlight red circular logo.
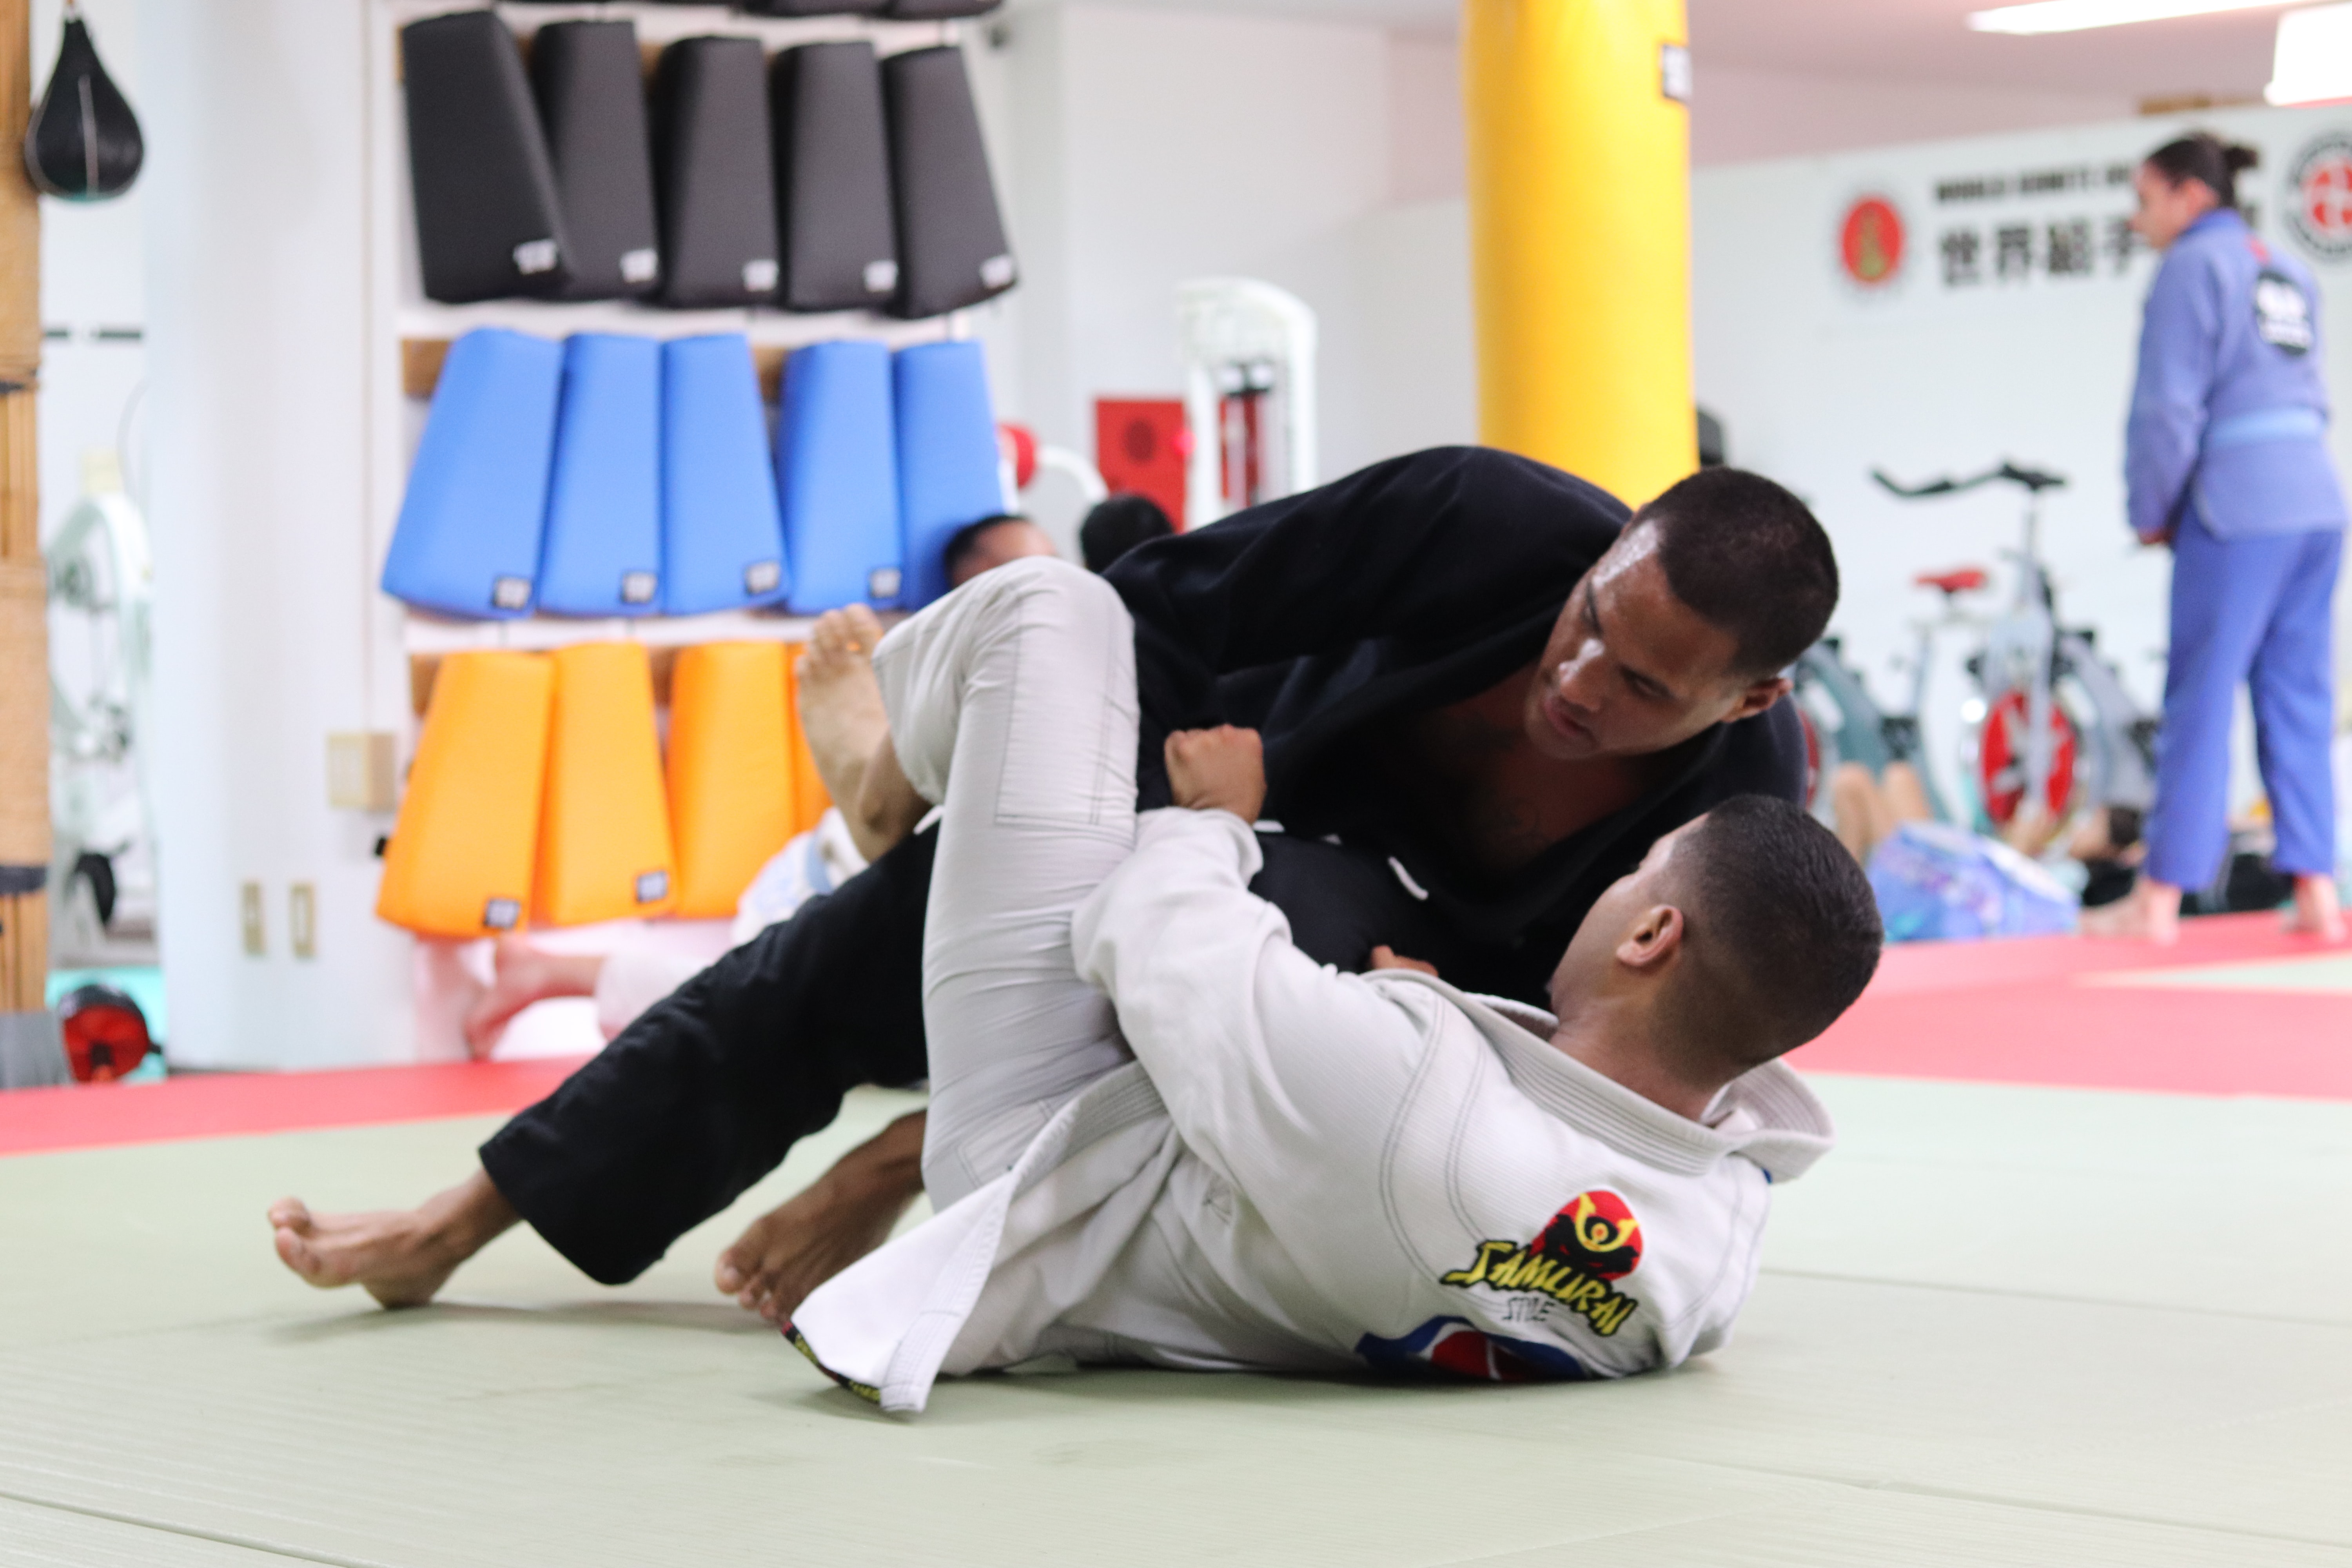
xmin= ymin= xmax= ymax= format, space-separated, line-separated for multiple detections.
xmin=2290 ymin=134 xmax=2352 ymax=258
xmin=1839 ymin=195 xmax=1906 ymax=287
xmin=1535 ymin=1190 xmax=1644 ymax=1281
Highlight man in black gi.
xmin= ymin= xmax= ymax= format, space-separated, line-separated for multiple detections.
xmin=268 ymin=447 xmax=1841 ymax=1316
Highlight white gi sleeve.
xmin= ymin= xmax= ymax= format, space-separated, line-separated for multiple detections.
xmin=1071 ymin=808 xmax=1443 ymax=1200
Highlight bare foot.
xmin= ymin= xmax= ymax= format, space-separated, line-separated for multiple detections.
xmin=464 ymin=938 xmax=604 ymax=1059
xmin=716 ymin=1111 xmax=926 ymax=1324
xmin=797 ymin=606 xmax=892 ymax=812
xmin=269 ymin=1168 xmax=519 ymax=1308
xmin=2080 ymin=877 xmax=2181 ymax=944
xmin=2288 ymin=874 xmax=2346 ymax=940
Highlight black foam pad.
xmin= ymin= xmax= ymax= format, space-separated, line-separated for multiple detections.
xmin=650 ymin=36 xmax=781 ymax=309
xmin=881 ymin=46 xmax=1016 ymax=320
xmin=771 ymin=42 xmax=899 ymax=314
xmin=530 ymin=20 xmax=662 ymax=301
xmin=740 ymin=0 xmax=889 ymax=15
xmin=883 ymin=0 xmax=1006 ymax=17
xmin=402 ymin=10 xmax=571 ymax=304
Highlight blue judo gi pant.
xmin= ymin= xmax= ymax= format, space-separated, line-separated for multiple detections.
xmin=2147 ymin=514 xmax=2342 ymax=889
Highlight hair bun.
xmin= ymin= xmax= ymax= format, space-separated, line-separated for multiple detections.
xmin=2225 ymin=143 xmax=2260 ymax=174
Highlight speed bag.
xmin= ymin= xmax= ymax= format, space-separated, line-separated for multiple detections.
xmin=25 ymin=10 xmax=143 ymax=200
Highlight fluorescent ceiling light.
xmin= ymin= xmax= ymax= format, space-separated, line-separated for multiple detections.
xmin=2268 ymin=1 xmax=2352 ymax=102
xmin=1968 ymin=0 xmax=2288 ymax=35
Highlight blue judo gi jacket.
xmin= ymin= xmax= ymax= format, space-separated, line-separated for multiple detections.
xmin=2126 ymin=207 xmax=2347 ymax=542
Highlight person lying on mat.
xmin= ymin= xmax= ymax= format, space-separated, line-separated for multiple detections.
xmin=457 ymin=516 xmax=1063 ymax=1058
xmin=780 ymin=559 xmax=1875 ymax=1410
xmin=268 ymin=450 xmax=1842 ymax=1323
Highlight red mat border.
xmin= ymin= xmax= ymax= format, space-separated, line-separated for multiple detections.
xmin=1789 ymin=913 xmax=2352 ymax=1100
xmin=0 ymin=1056 xmax=588 ymax=1158
xmin=6 ymin=915 xmax=2348 ymax=1158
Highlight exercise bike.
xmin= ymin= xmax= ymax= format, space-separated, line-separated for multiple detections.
xmin=1869 ymin=461 xmax=2157 ymax=834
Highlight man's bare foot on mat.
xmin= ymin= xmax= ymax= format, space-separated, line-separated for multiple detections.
xmin=716 ymin=1111 xmax=926 ymax=1324
xmin=2080 ymin=877 xmax=2181 ymax=944
xmin=2288 ymin=874 xmax=2347 ymax=940
xmin=270 ymin=1168 xmax=519 ymax=1308
xmin=464 ymin=938 xmax=604 ymax=1059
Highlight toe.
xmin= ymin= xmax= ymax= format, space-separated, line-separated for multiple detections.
xmin=809 ymin=611 xmax=849 ymax=660
xmin=275 ymin=1227 xmax=330 ymax=1285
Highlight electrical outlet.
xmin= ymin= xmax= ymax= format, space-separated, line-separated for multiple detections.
xmin=288 ymin=883 xmax=317 ymax=960
xmin=240 ymin=881 xmax=265 ymax=956
xmin=327 ymin=731 xmax=398 ymax=811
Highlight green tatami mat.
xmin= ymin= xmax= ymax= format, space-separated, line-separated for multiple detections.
xmin=2080 ymin=951 xmax=2352 ymax=992
xmin=2 ymin=1080 xmax=2348 ymax=1566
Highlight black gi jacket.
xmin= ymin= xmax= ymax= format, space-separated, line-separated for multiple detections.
xmin=1112 ymin=445 xmax=1806 ymax=1000
xmin=483 ymin=446 xmax=1808 ymax=1285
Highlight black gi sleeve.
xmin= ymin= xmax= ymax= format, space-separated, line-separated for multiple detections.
xmin=1104 ymin=446 xmax=1629 ymax=735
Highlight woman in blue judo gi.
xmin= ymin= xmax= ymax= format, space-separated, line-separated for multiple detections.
xmin=2091 ymin=133 xmax=2347 ymax=943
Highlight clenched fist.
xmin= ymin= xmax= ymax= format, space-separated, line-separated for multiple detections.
xmin=1165 ymin=726 xmax=1266 ymax=824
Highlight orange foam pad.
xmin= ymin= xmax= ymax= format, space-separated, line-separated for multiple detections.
xmin=535 ymin=641 xmax=678 ymax=926
xmin=786 ymin=644 xmax=835 ymax=835
xmin=667 ymin=641 xmax=797 ymax=917
xmin=377 ymin=652 xmax=554 ymax=938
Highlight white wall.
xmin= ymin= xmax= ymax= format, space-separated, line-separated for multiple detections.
xmin=1693 ymin=106 xmax=2352 ymax=822
xmin=138 ymin=0 xmax=413 ymax=1068
xmin=1690 ymin=64 xmax=2132 ymax=169
xmin=993 ymin=3 xmax=1475 ymax=481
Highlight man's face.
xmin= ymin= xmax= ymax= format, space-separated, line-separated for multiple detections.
xmin=1522 ymin=526 xmax=1785 ymax=762
xmin=1547 ymin=815 xmax=1703 ymax=1013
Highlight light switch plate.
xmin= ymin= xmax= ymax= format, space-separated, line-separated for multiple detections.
xmin=240 ymin=881 xmax=265 ymax=956
xmin=328 ymin=732 xmax=398 ymax=812
xmin=288 ymin=883 xmax=316 ymax=960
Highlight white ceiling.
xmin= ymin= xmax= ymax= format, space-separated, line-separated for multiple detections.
xmin=1041 ymin=0 xmax=2291 ymax=101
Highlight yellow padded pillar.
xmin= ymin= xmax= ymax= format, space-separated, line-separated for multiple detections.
xmin=1464 ymin=0 xmax=1695 ymax=506
xmin=785 ymin=645 xmax=835 ymax=837
xmin=377 ymin=652 xmax=554 ymax=938
xmin=535 ymin=641 xmax=678 ymax=926
xmin=668 ymin=641 xmax=797 ymax=918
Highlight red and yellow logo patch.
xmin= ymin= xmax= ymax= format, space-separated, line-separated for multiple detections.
xmin=1440 ymin=1190 xmax=1644 ymax=1338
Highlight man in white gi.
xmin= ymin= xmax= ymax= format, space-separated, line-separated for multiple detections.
xmin=786 ymin=556 xmax=1882 ymax=1412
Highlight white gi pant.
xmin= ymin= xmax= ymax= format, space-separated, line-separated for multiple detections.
xmin=869 ymin=557 xmax=1141 ymax=1210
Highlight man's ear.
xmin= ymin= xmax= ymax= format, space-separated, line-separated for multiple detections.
xmin=1615 ymin=904 xmax=1686 ymax=971
xmin=1725 ymin=674 xmax=1792 ymax=724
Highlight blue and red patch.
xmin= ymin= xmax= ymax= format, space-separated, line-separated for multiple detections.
xmin=1356 ymin=1316 xmax=1591 ymax=1383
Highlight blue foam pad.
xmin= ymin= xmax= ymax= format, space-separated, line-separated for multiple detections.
xmin=537 ymin=333 xmax=662 ymax=616
xmin=661 ymin=334 xmax=790 ymax=614
xmin=893 ymin=339 xmax=1002 ymax=608
xmin=776 ymin=341 xmax=903 ymax=612
xmin=383 ymin=328 xmax=563 ymax=619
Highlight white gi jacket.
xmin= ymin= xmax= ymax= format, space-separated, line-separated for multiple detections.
xmin=788 ymin=809 xmax=1835 ymax=1414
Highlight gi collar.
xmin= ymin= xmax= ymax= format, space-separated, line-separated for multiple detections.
xmin=1370 ymin=969 xmax=1837 ymax=1183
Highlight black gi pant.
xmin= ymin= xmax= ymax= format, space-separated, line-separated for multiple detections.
xmin=479 ymin=826 xmax=1465 ymax=1285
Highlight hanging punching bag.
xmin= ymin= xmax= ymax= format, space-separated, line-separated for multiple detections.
xmin=24 ymin=3 xmax=143 ymax=201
